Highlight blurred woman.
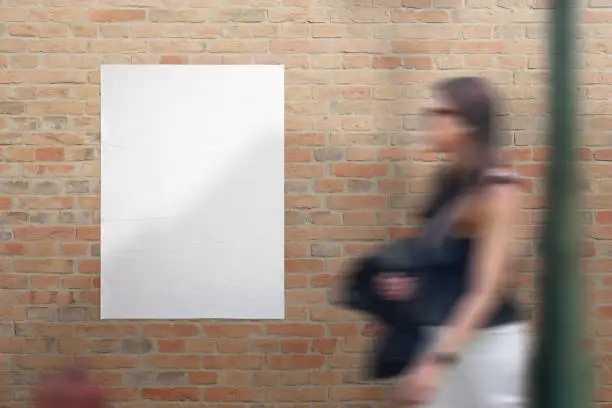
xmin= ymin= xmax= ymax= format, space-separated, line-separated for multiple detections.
xmin=376 ymin=77 xmax=530 ymax=407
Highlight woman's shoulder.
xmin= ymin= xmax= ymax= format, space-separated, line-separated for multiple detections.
xmin=479 ymin=167 xmax=522 ymax=223
xmin=453 ymin=167 xmax=521 ymax=235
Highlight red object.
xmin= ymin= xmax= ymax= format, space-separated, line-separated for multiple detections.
xmin=32 ymin=367 xmax=107 ymax=408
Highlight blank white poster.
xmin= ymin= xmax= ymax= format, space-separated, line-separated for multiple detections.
xmin=100 ymin=65 xmax=285 ymax=319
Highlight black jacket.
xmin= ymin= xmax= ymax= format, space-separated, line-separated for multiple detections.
xmin=339 ymin=237 xmax=469 ymax=379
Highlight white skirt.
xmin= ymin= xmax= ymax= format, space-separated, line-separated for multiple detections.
xmin=421 ymin=322 xmax=532 ymax=408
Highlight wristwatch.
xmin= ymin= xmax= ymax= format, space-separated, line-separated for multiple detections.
xmin=429 ymin=352 xmax=460 ymax=365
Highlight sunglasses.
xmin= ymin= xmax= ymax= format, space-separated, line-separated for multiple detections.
xmin=422 ymin=107 xmax=460 ymax=117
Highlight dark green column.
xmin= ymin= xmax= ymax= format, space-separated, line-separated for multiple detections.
xmin=531 ymin=0 xmax=591 ymax=407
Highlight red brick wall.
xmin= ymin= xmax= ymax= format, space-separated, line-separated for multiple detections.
xmin=0 ymin=0 xmax=609 ymax=406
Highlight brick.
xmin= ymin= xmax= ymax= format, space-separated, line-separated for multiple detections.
xmin=8 ymin=24 xmax=40 ymax=37
xmin=188 ymin=371 xmax=218 ymax=385
xmin=157 ymin=339 xmax=186 ymax=353
xmin=149 ymin=10 xmax=209 ymax=23
xmin=330 ymin=386 xmax=385 ymax=401
xmin=0 ymin=243 xmax=24 ymax=255
xmin=453 ymin=40 xmax=507 ymax=53
xmin=17 ymin=196 xmax=73 ymax=210
xmin=28 ymin=40 xmax=88 ymax=53
xmin=330 ymin=163 xmax=388 ymax=177
xmin=121 ymin=338 xmax=153 ymax=354
xmin=267 ymin=355 xmax=326 ymax=369
xmin=14 ymin=226 xmax=75 ymax=241
xmin=29 ymin=133 xmax=81 ymax=147
xmin=76 ymin=226 xmax=99 ymax=240
xmin=202 ymin=355 xmax=263 ymax=369
xmin=286 ymin=164 xmax=325 ymax=178
xmin=88 ymin=9 xmax=146 ymax=22
xmin=266 ymin=323 xmax=325 ymax=337
xmin=327 ymin=195 xmax=387 ymax=210
xmin=78 ymin=259 xmax=99 ymax=273
xmin=215 ymin=8 xmax=267 ymax=22
xmin=58 ymin=307 xmax=88 ymax=322
xmin=267 ymin=387 xmax=327 ymax=401
xmin=0 ymin=0 xmax=610 ymax=404
xmin=5 ymin=147 xmax=33 ymax=162
xmin=0 ymin=39 xmax=26 ymax=53
xmin=204 ymin=323 xmax=262 ymax=338
xmin=141 ymin=324 xmax=200 ymax=338
xmin=13 ymin=259 xmax=74 ymax=273
xmin=160 ymin=55 xmax=188 ymax=64
xmin=392 ymin=40 xmax=451 ymax=53
xmin=65 ymin=180 xmax=90 ymax=194
xmin=27 ymin=102 xmax=84 ymax=115
xmin=34 ymin=147 xmax=65 ymax=161
xmin=314 ymin=147 xmax=344 ymax=161
xmin=0 ymin=102 xmax=25 ymax=115
xmin=391 ymin=10 xmax=449 ymax=22
xmin=141 ymin=387 xmax=200 ymax=401
xmin=24 ymin=164 xmax=75 ymax=177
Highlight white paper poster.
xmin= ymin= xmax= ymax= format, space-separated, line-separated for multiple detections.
xmin=100 ymin=65 xmax=285 ymax=319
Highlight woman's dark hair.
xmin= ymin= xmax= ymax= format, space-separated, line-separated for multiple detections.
xmin=423 ymin=76 xmax=501 ymax=219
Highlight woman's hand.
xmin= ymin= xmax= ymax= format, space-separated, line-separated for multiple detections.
xmin=394 ymin=358 xmax=443 ymax=406
xmin=375 ymin=272 xmax=417 ymax=301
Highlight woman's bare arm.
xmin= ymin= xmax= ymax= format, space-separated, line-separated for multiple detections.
xmin=425 ymin=182 xmax=521 ymax=358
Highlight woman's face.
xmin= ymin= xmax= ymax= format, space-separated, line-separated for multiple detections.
xmin=423 ymin=91 xmax=469 ymax=154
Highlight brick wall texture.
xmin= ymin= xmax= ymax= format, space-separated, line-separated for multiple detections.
xmin=1 ymin=0 xmax=611 ymax=406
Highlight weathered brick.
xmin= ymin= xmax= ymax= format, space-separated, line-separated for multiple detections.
xmin=122 ymin=338 xmax=153 ymax=354
xmin=310 ymin=243 xmax=342 ymax=257
xmin=58 ymin=307 xmax=88 ymax=322
xmin=0 ymin=102 xmax=25 ymax=115
xmin=314 ymin=147 xmax=344 ymax=161
xmin=156 ymin=371 xmax=188 ymax=385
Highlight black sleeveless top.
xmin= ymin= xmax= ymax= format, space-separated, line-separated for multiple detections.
xmin=417 ymin=170 xmax=524 ymax=328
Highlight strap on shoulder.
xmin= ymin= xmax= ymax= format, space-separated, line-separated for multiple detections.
xmin=482 ymin=168 xmax=520 ymax=185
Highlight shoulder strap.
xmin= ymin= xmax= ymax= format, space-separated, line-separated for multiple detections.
xmin=481 ymin=168 xmax=520 ymax=185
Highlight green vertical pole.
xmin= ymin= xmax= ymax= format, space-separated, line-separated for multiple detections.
xmin=531 ymin=0 xmax=591 ymax=407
